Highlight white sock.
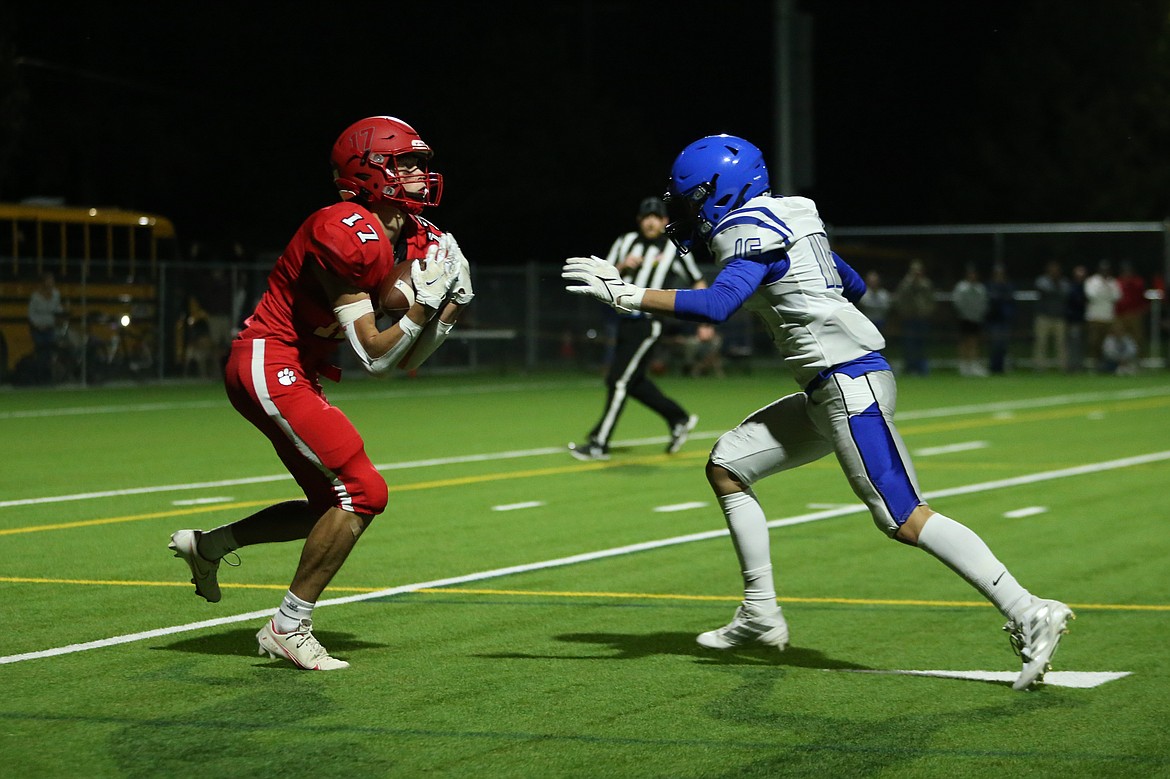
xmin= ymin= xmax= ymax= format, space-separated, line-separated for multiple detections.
xmin=916 ymin=513 xmax=1033 ymax=621
xmin=274 ymin=590 xmax=314 ymax=633
xmin=196 ymin=524 xmax=238 ymax=561
xmin=718 ymin=490 xmax=777 ymax=608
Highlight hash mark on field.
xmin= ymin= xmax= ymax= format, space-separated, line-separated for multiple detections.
xmin=1004 ymin=506 xmax=1048 ymax=518
xmin=653 ymin=502 xmax=708 ymax=513
xmin=492 ymin=501 xmax=546 ymax=512
xmin=171 ymin=497 xmax=235 ymax=506
xmin=914 ymin=441 xmax=989 ymax=457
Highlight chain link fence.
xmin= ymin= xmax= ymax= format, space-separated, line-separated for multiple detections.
xmin=3 ymin=221 xmax=1166 ymax=386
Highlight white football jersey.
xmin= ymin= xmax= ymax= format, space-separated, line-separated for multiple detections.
xmin=709 ymin=195 xmax=886 ymax=386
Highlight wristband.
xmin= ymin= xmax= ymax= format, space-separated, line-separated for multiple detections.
xmin=398 ymin=314 xmax=424 ymax=338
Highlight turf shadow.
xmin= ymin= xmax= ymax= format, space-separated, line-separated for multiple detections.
xmin=476 ymin=631 xmax=872 ymax=670
xmin=151 ymin=627 xmax=387 ymax=658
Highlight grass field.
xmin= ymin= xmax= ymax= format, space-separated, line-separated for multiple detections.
xmin=2 ymin=368 xmax=1169 ymax=777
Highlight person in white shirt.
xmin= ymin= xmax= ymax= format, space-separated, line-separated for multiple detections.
xmin=951 ymin=265 xmax=989 ymax=377
xmin=1084 ymin=260 xmax=1122 ymax=370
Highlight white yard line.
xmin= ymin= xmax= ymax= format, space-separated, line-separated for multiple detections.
xmin=3 ymin=449 xmax=1167 ymax=666
xmin=4 ymin=386 xmax=1166 ymax=510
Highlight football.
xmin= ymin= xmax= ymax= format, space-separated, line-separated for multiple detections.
xmin=377 ymin=261 xmax=415 ymax=320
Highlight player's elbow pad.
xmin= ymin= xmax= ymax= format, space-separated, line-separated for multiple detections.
xmin=401 ymin=319 xmax=455 ymax=371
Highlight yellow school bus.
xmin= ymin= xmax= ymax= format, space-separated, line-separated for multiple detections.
xmin=0 ymin=202 xmax=178 ymax=379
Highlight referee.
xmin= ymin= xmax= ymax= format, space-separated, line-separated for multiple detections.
xmin=570 ymin=196 xmax=705 ymax=461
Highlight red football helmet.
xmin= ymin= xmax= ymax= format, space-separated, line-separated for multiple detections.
xmin=330 ymin=116 xmax=443 ymax=214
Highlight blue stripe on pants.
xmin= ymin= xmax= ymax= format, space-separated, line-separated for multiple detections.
xmin=848 ymin=401 xmax=919 ymax=525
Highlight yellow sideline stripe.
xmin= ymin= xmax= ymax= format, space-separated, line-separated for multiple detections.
xmin=1 ymin=576 xmax=1166 ymax=612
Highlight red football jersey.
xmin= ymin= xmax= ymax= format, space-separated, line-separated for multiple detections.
xmin=239 ymin=201 xmax=443 ymax=377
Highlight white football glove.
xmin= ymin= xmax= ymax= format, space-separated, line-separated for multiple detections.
xmin=562 ymin=255 xmax=645 ymax=313
xmin=412 ymin=241 xmax=458 ymax=308
xmin=442 ymin=233 xmax=475 ymax=305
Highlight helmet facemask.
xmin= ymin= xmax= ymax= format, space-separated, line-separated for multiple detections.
xmin=663 ymin=178 xmax=715 ymax=255
xmin=360 ymin=149 xmax=443 ymax=215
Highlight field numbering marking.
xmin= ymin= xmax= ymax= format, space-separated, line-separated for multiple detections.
xmin=832 ymin=670 xmax=1130 ymax=689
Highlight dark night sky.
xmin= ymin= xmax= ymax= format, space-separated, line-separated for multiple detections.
xmin=3 ymin=1 xmax=1168 ymax=266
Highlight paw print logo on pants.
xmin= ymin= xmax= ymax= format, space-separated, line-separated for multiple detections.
xmin=276 ymin=368 xmax=296 ymax=386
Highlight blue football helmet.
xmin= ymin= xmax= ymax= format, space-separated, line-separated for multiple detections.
xmin=663 ymin=134 xmax=770 ymax=254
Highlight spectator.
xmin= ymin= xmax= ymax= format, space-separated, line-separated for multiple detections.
xmin=196 ymin=266 xmax=238 ymax=372
xmin=985 ymin=264 xmax=1016 ymax=374
xmin=1064 ymin=264 xmax=1089 ymax=372
xmin=1115 ymin=260 xmax=1148 ymax=358
xmin=857 ymin=270 xmax=892 ymax=334
xmin=684 ymin=322 xmax=726 ymax=378
xmin=1032 ymin=260 xmax=1070 ymax=372
xmin=28 ymin=272 xmax=66 ymax=384
xmin=894 ymin=259 xmax=935 ymax=375
xmin=951 ymin=265 xmax=989 ymax=377
xmin=1084 ymin=260 xmax=1122 ymax=371
xmin=1101 ymin=321 xmax=1138 ymax=375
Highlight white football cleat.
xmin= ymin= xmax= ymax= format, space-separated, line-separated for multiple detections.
xmin=1004 ymin=598 xmax=1075 ymax=691
xmin=257 ymin=618 xmax=349 ymax=671
xmin=697 ymin=603 xmax=789 ymax=650
xmin=168 ymin=529 xmax=221 ymax=603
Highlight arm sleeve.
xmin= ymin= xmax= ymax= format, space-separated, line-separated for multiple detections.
xmin=672 ymin=258 xmax=769 ymax=323
xmin=833 ymin=251 xmax=867 ymax=303
xmin=400 ymin=318 xmax=455 ymax=370
xmin=334 ymin=300 xmax=425 ymax=377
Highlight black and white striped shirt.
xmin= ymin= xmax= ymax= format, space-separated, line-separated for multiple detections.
xmin=604 ymin=232 xmax=703 ymax=291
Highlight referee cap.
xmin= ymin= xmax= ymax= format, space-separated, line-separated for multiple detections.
xmin=637 ymin=196 xmax=668 ymax=218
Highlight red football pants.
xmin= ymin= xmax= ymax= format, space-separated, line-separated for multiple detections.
xmin=224 ymin=339 xmax=388 ymax=516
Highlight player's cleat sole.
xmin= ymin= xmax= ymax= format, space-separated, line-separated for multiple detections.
xmin=697 ymin=603 xmax=789 ymax=650
xmin=568 ymin=441 xmax=610 ymax=461
xmin=168 ymin=529 xmax=221 ymax=603
xmin=256 ymin=618 xmax=349 ymax=670
xmin=667 ymin=414 xmax=699 ymax=454
xmin=1005 ymin=598 xmax=1075 ymax=691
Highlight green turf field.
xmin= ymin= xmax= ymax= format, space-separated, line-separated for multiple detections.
xmin=2 ymin=369 xmax=1168 ymax=777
